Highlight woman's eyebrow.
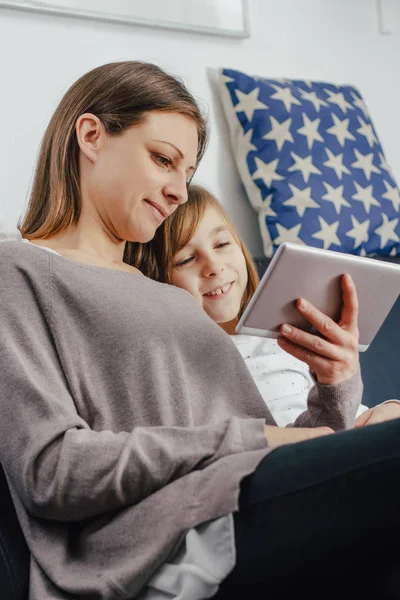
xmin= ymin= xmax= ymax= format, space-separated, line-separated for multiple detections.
xmin=153 ymin=140 xmax=195 ymax=172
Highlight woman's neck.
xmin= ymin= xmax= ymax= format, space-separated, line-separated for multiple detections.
xmin=29 ymin=222 xmax=141 ymax=274
xmin=32 ymin=223 xmax=121 ymax=258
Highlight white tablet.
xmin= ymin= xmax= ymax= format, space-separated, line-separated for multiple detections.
xmin=236 ymin=242 xmax=400 ymax=351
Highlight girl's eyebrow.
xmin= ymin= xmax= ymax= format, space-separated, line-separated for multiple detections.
xmin=177 ymin=226 xmax=230 ymax=254
xmin=153 ymin=139 xmax=196 ymax=173
xmin=209 ymin=225 xmax=229 ymax=237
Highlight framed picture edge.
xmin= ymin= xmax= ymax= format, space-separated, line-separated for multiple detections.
xmin=0 ymin=0 xmax=251 ymax=39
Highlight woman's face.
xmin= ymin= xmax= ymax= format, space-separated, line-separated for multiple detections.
xmin=170 ymin=206 xmax=248 ymax=325
xmin=82 ymin=111 xmax=199 ymax=243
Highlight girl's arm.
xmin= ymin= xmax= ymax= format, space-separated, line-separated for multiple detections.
xmin=278 ymin=274 xmax=363 ymax=430
xmin=290 ymin=369 xmax=363 ymax=430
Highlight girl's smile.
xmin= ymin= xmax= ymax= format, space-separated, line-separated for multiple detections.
xmin=203 ymin=281 xmax=235 ymax=299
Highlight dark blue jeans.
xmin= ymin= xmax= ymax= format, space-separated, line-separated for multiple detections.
xmin=214 ymin=418 xmax=400 ymax=599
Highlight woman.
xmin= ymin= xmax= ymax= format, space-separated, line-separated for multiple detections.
xmin=1 ymin=61 xmax=400 ymax=600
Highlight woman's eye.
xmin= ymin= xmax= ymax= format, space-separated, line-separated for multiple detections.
xmin=175 ymin=256 xmax=194 ymax=267
xmin=216 ymin=242 xmax=230 ymax=249
xmin=154 ymin=154 xmax=172 ymax=168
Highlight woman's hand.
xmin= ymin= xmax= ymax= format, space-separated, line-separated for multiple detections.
xmin=355 ymin=401 xmax=400 ymax=427
xmin=277 ymin=273 xmax=359 ymax=385
xmin=265 ymin=425 xmax=333 ymax=447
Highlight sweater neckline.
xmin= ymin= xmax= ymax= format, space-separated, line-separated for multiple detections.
xmin=22 ymin=239 xmax=144 ymax=277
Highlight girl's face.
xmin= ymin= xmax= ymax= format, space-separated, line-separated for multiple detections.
xmin=81 ymin=111 xmax=199 ymax=243
xmin=171 ymin=206 xmax=248 ymax=326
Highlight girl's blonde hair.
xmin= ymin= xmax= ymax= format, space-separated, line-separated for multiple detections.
xmin=127 ymin=185 xmax=260 ymax=319
xmin=19 ymin=61 xmax=208 ymax=245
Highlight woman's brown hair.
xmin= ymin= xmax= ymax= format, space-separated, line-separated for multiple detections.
xmin=19 ymin=61 xmax=208 ymax=242
xmin=128 ymin=185 xmax=260 ymax=319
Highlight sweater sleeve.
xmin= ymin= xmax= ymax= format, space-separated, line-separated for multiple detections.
xmin=0 ymin=253 xmax=268 ymax=522
xmin=290 ymin=369 xmax=363 ymax=430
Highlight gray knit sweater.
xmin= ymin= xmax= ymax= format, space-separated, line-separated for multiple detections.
xmin=0 ymin=241 xmax=362 ymax=599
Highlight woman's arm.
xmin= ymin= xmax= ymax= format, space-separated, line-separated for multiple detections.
xmin=0 ymin=252 xmax=268 ymax=522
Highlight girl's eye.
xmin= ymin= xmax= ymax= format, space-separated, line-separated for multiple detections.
xmin=175 ymin=256 xmax=194 ymax=267
xmin=215 ymin=242 xmax=230 ymax=249
xmin=154 ymin=154 xmax=173 ymax=168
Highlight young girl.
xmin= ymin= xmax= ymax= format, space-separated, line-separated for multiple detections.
xmin=130 ymin=184 xmax=370 ymax=428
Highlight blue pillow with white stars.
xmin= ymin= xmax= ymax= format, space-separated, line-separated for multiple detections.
xmin=218 ymin=67 xmax=400 ymax=257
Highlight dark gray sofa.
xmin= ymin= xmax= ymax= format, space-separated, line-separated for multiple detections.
xmin=1 ymin=255 xmax=399 ymax=599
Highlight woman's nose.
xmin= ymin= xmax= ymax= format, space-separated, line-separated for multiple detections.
xmin=163 ymin=174 xmax=188 ymax=206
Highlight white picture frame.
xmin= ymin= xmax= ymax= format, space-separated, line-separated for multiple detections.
xmin=0 ymin=0 xmax=250 ymax=38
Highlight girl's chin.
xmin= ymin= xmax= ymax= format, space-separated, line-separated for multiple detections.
xmin=206 ymin=310 xmax=239 ymax=324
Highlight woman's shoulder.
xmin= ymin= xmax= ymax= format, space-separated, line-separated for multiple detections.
xmin=0 ymin=240 xmax=50 ymax=279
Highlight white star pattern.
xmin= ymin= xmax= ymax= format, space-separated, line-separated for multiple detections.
xmin=260 ymin=194 xmax=277 ymax=217
xmin=356 ymin=117 xmax=377 ymax=147
xmin=238 ymin=128 xmax=257 ymax=157
xmin=270 ymin=85 xmax=302 ymax=112
xmin=299 ymin=89 xmax=328 ymax=112
xmin=312 ymin=217 xmax=341 ymax=249
xmin=345 ymin=215 xmax=370 ymax=248
xmin=288 ymin=152 xmax=322 ymax=183
xmin=350 ymin=91 xmax=369 ymax=117
xmin=297 ymin=114 xmax=324 ymax=149
xmin=283 ymin=184 xmax=320 ymax=217
xmin=221 ymin=74 xmax=235 ymax=84
xmin=352 ymin=182 xmax=381 ymax=213
xmin=324 ymin=89 xmax=354 ymax=113
xmin=322 ymin=182 xmax=351 ymax=213
xmin=273 ymin=223 xmax=304 ymax=245
xmin=351 ymin=149 xmax=381 ymax=180
xmin=382 ymin=181 xmax=400 ymax=211
xmin=374 ymin=214 xmax=400 ymax=248
xmin=326 ymin=114 xmax=356 ymax=147
xmin=220 ymin=69 xmax=400 ymax=257
xmin=325 ymin=89 xmax=354 ymax=113
xmin=323 ymin=149 xmax=351 ymax=180
xmin=234 ymin=88 xmax=268 ymax=121
xmin=252 ymin=156 xmax=285 ymax=187
xmin=263 ymin=116 xmax=294 ymax=151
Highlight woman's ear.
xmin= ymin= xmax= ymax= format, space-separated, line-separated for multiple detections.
xmin=75 ymin=113 xmax=105 ymax=163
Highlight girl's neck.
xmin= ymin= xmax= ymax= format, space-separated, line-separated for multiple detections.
xmin=220 ymin=319 xmax=238 ymax=336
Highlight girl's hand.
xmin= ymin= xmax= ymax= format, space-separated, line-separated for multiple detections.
xmin=277 ymin=273 xmax=359 ymax=385
xmin=355 ymin=401 xmax=400 ymax=427
xmin=265 ymin=425 xmax=333 ymax=447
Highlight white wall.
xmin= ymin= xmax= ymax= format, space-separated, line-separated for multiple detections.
xmin=0 ymin=0 xmax=399 ymax=256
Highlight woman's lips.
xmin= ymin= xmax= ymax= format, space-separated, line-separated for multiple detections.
xmin=145 ymin=200 xmax=165 ymax=224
